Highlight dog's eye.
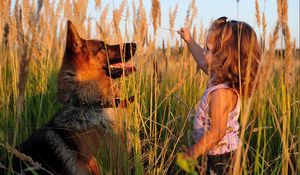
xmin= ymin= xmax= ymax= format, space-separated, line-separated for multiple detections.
xmin=98 ymin=44 xmax=106 ymax=51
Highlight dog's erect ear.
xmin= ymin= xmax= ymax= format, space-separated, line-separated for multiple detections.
xmin=66 ymin=20 xmax=82 ymax=53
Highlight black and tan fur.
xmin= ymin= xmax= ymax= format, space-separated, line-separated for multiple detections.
xmin=2 ymin=20 xmax=137 ymax=175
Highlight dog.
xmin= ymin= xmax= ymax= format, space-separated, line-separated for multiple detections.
xmin=2 ymin=20 xmax=137 ymax=175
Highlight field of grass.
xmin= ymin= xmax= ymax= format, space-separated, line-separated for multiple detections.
xmin=0 ymin=0 xmax=299 ymax=174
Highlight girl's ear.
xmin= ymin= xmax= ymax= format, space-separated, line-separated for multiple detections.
xmin=66 ymin=20 xmax=83 ymax=54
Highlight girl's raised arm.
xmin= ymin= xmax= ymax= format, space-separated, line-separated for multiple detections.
xmin=177 ymin=28 xmax=208 ymax=74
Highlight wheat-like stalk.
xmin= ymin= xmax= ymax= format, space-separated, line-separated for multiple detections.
xmin=166 ymin=40 xmax=171 ymax=58
xmin=259 ymin=21 xmax=280 ymax=91
xmin=276 ymin=1 xmax=295 ymax=173
xmin=0 ymin=0 xmax=12 ymax=43
xmin=98 ymin=4 xmax=109 ymax=41
xmin=277 ymin=0 xmax=283 ymax=25
xmin=22 ymin=0 xmax=30 ymax=32
xmin=87 ymin=18 xmax=92 ymax=38
xmin=175 ymin=39 xmax=179 ymax=52
xmin=9 ymin=0 xmax=20 ymax=46
xmin=132 ymin=0 xmax=137 ymax=32
xmin=197 ymin=21 xmax=205 ymax=46
xmin=135 ymin=0 xmax=147 ymax=48
xmin=151 ymin=0 xmax=161 ymax=35
xmin=255 ymin=0 xmax=261 ymax=27
xmin=261 ymin=12 xmax=267 ymax=52
xmin=292 ymin=38 xmax=296 ymax=56
xmin=184 ymin=0 xmax=197 ymax=28
xmin=113 ymin=0 xmax=126 ymax=42
xmin=73 ymin=0 xmax=88 ymax=37
xmin=125 ymin=5 xmax=130 ymax=41
xmin=64 ymin=0 xmax=72 ymax=20
xmin=169 ymin=3 xmax=178 ymax=39
xmin=280 ymin=0 xmax=294 ymax=88
xmin=56 ymin=0 xmax=64 ymax=20
xmin=95 ymin=0 xmax=101 ymax=9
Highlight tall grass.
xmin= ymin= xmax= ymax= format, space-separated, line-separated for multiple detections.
xmin=0 ymin=0 xmax=299 ymax=174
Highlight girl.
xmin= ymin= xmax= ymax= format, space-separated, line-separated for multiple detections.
xmin=177 ymin=16 xmax=261 ymax=175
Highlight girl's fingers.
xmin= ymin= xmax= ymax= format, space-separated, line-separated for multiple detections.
xmin=177 ymin=28 xmax=186 ymax=37
xmin=177 ymin=27 xmax=191 ymax=42
xmin=177 ymin=28 xmax=183 ymax=35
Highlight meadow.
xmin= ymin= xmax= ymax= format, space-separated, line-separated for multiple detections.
xmin=0 ymin=0 xmax=299 ymax=174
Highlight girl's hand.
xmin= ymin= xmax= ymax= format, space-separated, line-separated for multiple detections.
xmin=177 ymin=27 xmax=192 ymax=43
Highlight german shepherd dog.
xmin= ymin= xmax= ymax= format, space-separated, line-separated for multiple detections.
xmin=2 ymin=21 xmax=137 ymax=175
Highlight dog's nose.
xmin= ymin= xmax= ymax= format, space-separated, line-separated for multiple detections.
xmin=124 ymin=43 xmax=136 ymax=50
xmin=131 ymin=43 xmax=136 ymax=48
xmin=131 ymin=43 xmax=137 ymax=51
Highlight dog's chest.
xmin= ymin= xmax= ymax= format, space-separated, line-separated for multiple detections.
xmin=64 ymin=108 xmax=130 ymax=153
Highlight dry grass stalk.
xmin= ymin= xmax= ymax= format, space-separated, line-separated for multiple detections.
xmin=22 ymin=0 xmax=30 ymax=31
xmin=184 ymin=0 xmax=197 ymax=28
xmin=261 ymin=12 xmax=267 ymax=51
xmin=166 ymin=40 xmax=171 ymax=58
xmin=138 ymin=0 xmax=147 ymax=44
xmin=151 ymin=0 xmax=161 ymax=35
xmin=2 ymin=23 xmax=9 ymax=46
xmin=280 ymin=0 xmax=294 ymax=88
xmin=87 ymin=18 xmax=92 ymax=38
xmin=133 ymin=0 xmax=147 ymax=49
xmin=197 ymin=22 xmax=205 ymax=46
xmin=132 ymin=0 xmax=137 ymax=32
xmin=98 ymin=4 xmax=110 ymax=41
xmin=277 ymin=2 xmax=296 ymax=172
xmin=259 ymin=21 xmax=280 ymax=92
xmin=168 ymin=3 xmax=178 ymax=39
xmin=112 ymin=0 xmax=126 ymax=41
xmin=15 ymin=5 xmax=26 ymax=117
xmin=1 ymin=0 xmax=11 ymax=46
xmin=292 ymin=38 xmax=296 ymax=56
xmin=125 ymin=5 xmax=130 ymax=41
xmin=16 ymin=0 xmax=43 ymax=117
xmin=255 ymin=0 xmax=261 ymax=27
xmin=0 ymin=0 xmax=12 ymax=43
xmin=276 ymin=2 xmax=295 ymax=172
xmin=277 ymin=0 xmax=282 ymax=23
xmin=56 ymin=0 xmax=64 ymax=20
xmin=73 ymin=0 xmax=88 ymax=37
xmin=95 ymin=0 xmax=101 ymax=9
xmin=282 ymin=24 xmax=294 ymax=87
xmin=150 ymin=0 xmax=162 ymax=82
xmin=64 ymin=0 xmax=72 ymax=19
xmin=9 ymin=0 xmax=20 ymax=47
xmin=175 ymin=39 xmax=179 ymax=52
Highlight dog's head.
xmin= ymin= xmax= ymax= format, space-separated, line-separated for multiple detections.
xmin=57 ymin=21 xmax=136 ymax=106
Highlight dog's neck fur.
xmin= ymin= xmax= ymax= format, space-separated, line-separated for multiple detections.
xmin=70 ymin=96 xmax=135 ymax=109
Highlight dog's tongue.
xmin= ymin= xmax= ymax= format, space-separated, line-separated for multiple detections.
xmin=109 ymin=62 xmax=136 ymax=78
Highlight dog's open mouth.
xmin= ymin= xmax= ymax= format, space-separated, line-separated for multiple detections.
xmin=104 ymin=42 xmax=137 ymax=79
xmin=108 ymin=62 xmax=136 ymax=79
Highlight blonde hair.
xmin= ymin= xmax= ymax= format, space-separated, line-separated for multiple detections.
xmin=209 ymin=16 xmax=261 ymax=97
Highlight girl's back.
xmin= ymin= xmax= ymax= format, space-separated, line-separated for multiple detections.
xmin=193 ymin=82 xmax=241 ymax=155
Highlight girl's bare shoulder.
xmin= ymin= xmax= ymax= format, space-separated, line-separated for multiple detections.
xmin=207 ymin=88 xmax=238 ymax=112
